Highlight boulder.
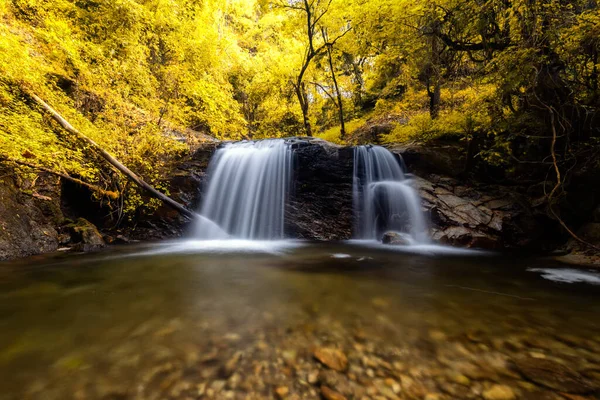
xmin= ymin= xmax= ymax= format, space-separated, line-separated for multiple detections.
xmin=69 ymin=218 xmax=105 ymax=251
xmin=556 ymin=222 xmax=600 ymax=266
xmin=382 ymin=231 xmax=411 ymax=245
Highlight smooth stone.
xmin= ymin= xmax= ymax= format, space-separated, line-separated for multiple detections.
xmin=450 ymin=373 xmax=471 ymax=386
xmin=384 ymin=378 xmax=401 ymax=394
xmin=275 ymin=386 xmax=289 ymax=399
xmin=314 ymin=347 xmax=348 ymax=372
xmin=381 ymin=231 xmax=411 ymax=245
xmin=482 ymin=385 xmax=516 ymax=400
xmin=321 ymin=385 xmax=347 ymax=400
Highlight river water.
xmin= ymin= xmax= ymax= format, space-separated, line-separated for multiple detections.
xmin=0 ymin=242 xmax=599 ymax=399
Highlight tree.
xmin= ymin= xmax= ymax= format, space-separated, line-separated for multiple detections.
xmin=282 ymin=0 xmax=350 ymax=136
xmin=322 ymin=27 xmax=346 ymax=138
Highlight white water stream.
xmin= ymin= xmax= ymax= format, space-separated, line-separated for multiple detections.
xmin=353 ymin=145 xmax=429 ymax=243
xmin=194 ymin=140 xmax=292 ymax=240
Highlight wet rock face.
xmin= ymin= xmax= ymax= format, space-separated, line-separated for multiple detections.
xmin=284 ymin=138 xmax=354 ymax=240
xmin=127 ymin=142 xmax=220 ymax=241
xmin=413 ymin=175 xmax=550 ymax=249
xmin=0 ymin=170 xmax=62 ymax=260
xmin=389 ymin=144 xmax=554 ymax=250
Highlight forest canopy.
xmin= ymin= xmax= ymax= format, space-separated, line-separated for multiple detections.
xmin=1 ymin=0 xmax=599 ymax=218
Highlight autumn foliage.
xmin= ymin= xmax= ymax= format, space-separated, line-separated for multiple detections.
xmin=0 ymin=0 xmax=598 ymax=218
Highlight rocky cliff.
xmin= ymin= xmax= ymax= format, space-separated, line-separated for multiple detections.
xmin=0 ymin=169 xmax=63 ymax=260
xmin=1 ymin=138 xmax=597 ymax=261
xmin=285 ymin=138 xmax=354 ymax=240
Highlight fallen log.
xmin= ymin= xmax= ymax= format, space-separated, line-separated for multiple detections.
xmin=27 ymin=92 xmax=196 ymax=220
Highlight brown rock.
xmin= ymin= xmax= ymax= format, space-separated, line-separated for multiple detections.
xmin=70 ymin=218 xmax=105 ymax=251
xmin=511 ymin=358 xmax=596 ymax=394
xmin=321 ymin=385 xmax=347 ymax=400
xmin=275 ymin=386 xmax=289 ymax=399
xmin=482 ymin=385 xmax=516 ymax=400
xmin=314 ymin=347 xmax=348 ymax=372
xmin=381 ymin=231 xmax=411 ymax=245
xmin=220 ymin=351 xmax=242 ymax=378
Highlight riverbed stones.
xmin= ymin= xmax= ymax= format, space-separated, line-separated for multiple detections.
xmin=314 ymin=347 xmax=348 ymax=372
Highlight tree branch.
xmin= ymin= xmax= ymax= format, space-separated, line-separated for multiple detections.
xmin=540 ymin=98 xmax=600 ymax=251
xmin=25 ymin=91 xmax=197 ymax=220
xmin=1 ymin=156 xmax=119 ymax=199
xmin=310 ymin=81 xmax=336 ymax=103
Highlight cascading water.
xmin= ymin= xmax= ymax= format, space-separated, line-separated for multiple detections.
xmin=353 ymin=145 xmax=428 ymax=243
xmin=194 ymin=139 xmax=292 ymax=240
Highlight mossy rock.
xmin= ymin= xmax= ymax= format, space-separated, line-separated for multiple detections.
xmin=69 ymin=218 xmax=105 ymax=251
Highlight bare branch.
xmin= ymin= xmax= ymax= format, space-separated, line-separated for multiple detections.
xmin=310 ymin=81 xmax=336 ymax=102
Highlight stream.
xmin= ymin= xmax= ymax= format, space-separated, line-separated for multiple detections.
xmin=0 ymin=241 xmax=599 ymax=399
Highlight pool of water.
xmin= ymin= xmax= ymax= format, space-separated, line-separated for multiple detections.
xmin=0 ymin=241 xmax=599 ymax=399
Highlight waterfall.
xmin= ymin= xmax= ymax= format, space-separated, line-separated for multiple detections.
xmin=194 ymin=139 xmax=292 ymax=240
xmin=353 ymin=145 xmax=428 ymax=243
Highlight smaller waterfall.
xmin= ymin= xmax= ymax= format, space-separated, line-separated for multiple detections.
xmin=194 ymin=139 xmax=292 ymax=240
xmin=353 ymin=146 xmax=428 ymax=243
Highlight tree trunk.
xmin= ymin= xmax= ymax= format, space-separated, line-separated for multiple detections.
xmin=463 ymin=132 xmax=484 ymax=173
xmin=428 ymin=20 xmax=442 ymax=119
xmin=429 ymin=81 xmax=441 ymax=119
xmin=296 ymin=81 xmax=312 ymax=136
xmin=28 ymin=92 xmax=197 ymax=220
xmin=323 ymin=28 xmax=346 ymax=139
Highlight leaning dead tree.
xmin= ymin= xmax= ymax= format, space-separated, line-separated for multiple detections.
xmin=27 ymin=92 xmax=196 ymax=220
